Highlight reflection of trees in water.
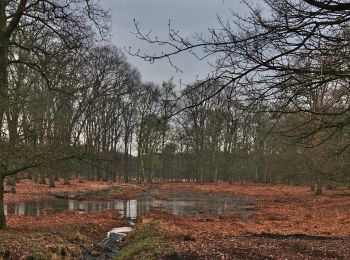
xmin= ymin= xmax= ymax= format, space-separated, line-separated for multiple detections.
xmin=5 ymin=199 xmax=140 ymax=218
xmin=5 ymin=193 xmax=253 ymax=219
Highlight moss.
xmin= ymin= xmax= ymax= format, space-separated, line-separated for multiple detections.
xmin=115 ymin=221 xmax=170 ymax=260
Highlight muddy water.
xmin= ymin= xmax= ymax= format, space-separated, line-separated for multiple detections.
xmin=4 ymin=190 xmax=254 ymax=220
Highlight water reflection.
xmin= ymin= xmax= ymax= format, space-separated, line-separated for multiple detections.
xmin=4 ymin=190 xmax=253 ymax=220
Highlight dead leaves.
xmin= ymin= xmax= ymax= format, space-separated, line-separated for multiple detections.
xmin=145 ymin=183 xmax=350 ymax=259
xmin=0 ymin=210 xmax=125 ymax=259
xmin=4 ymin=178 xmax=143 ymax=203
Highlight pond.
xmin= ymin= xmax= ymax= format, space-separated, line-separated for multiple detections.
xmin=4 ymin=190 xmax=254 ymax=220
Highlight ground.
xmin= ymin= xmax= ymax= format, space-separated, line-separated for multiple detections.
xmin=146 ymin=183 xmax=350 ymax=259
xmin=2 ymin=180 xmax=350 ymax=259
xmin=4 ymin=178 xmax=144 ymax=203
xmin=1 ymin=211 xmax=126 ymax=259
xmin=1 ymin=178 xmax=143 ymax=259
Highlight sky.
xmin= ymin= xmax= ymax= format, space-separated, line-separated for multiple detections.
xmin=100 ymin=0 xmax=246 ymax=85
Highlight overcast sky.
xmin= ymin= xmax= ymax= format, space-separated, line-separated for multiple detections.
xmin=100 ymin=0 xmax=246 ymax=85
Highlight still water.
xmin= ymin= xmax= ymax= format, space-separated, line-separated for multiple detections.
xmin=4 ymin=190 xmax=253 ymax=220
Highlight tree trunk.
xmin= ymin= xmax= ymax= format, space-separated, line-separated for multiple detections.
xmin=0 ymin=32 xmax=8 ymax=129
xmin=124 ymin=133 xmax=129 ymax=183
xmin=214 ymin=161 xmax=218 ymax=183
xmin=39 ymin=173 xmax=46 ymax=184
xmin=64 ymin=172 xmax=70 ymax=185
xmin=48 ymin=175 xmax=56 ymax=188
xmin=149 ymin=157 xmax=154 ymax=183
xmin=6 ymin=176 xmax=16 ymax=187
xmin=0 ymin=174 xmax=6 ymax=230
xmin=0 ymin=14 xmax=9 ymax=230
xmin=315 ymin=175 xmax=323 ymax=195
xmin=102 ymin=160 xmax=108 ymax=182
xmin=139 ymin=155 xmax=146 ymax=184
xmin=310 ymin=184 xmax=315 ymax=192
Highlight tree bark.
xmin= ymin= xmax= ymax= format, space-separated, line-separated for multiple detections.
xmin=0 ymin=174 xmax=6 ymax=229
xmin=0 ymin=32 xmax=8 ymax=131
xmin=123 ymin=129 xmax=129 ymax=183
xmin=315 ymin=175 xmax=323 ymax=195
xmin=39 ymin=173 xmax=46 ymax=184
xmin=48 ymin=175 xmax=56 ymax=188
xmin=64 ymin=172 xmax=70 ymax=185
xmin=139 ymin=155 xmax=146 ymax=184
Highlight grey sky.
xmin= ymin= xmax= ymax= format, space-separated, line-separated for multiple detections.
xmin=100 ymin=0 xmax=246 ymax=85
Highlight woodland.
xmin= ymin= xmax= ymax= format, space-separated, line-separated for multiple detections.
xmin=1 ymin=0 xmax=350 ymax=259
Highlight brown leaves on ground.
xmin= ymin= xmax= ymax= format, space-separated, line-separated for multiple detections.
xmin=145 ymin=182 xmax=350 ymax=259
xmin=3 ymin=181 xmax=350 ymax=259
xmin=1 ymin=178 xmax=144 ymax=259
xmin=157 ymin=182 xmax=350 ymax=236
xmin=4 ymin=178 xmax=144 ymax=203
xmin=0 ymin=210 xmax=125 ymax=259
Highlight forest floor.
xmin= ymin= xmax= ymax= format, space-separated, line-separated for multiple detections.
xmin=1 ymin=211 xmax=126 ymax=259
xmin=2 ymin=180 xmax=350 ymax=259
xmin=144 ymin=182 xmax=350 ymax=259
xmin=4 ymin=178 xmax=145 ymax=203
xmin=1 ymin=178 xmax=144 ymax=259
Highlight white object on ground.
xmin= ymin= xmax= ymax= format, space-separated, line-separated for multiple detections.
xmin=107 ymin=226 xmax=133 ymax=239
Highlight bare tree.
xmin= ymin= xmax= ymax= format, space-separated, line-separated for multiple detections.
xmin=0 ymin=0 xmax=109 ymax=230
xmin=130 ymin=0 xmax=350 ymax=142
xmin=128 ymin=0 xmax=350 ymax=188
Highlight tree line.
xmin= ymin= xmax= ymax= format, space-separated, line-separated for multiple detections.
xmin=2 ymin=0 xmax=350 ymax=229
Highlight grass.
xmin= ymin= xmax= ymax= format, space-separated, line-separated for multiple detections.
xmin=0 ymin=247 xmax=10 ymax=258
xmin=75 ymin=187 xmax=122 ymax=199
xmin=24 ymin=253 xmax=48 ymax=260
xmin=83 ymin=187 xmax=121 ymax=196
xmin=115 ymin=221 xmax=170 ymax=260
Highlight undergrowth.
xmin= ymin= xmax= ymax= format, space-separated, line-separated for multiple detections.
xmin=115 ymin=221 xmax=170 ymax=260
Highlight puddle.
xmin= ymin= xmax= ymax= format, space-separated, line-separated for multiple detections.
xmin=4 ymin=190 xmax=254 ymax=220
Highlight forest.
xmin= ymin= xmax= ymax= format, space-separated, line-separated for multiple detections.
xmin=1 ymin=0 xmax=350 ymax=259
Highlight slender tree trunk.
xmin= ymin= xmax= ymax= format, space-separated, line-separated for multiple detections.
xmin=64 ymin=172 xmax=70 ymax=185
xmin=124 ymin=156 xmax=129 ymax=183
xmin=88 ymin=162 xmax=94 ymax=181
xmin=214 ymin=160 xmax=218 ymax=183
xmin=139 ymin=155 xmax=146 ymax=184
xmin=124 ymin=136 xmax=129 ymax=183
xmin=0 ymin=173 xmax=6 ymax=229
xmin=310 ymin=184 xmax=315 ymax=192
xmin=102 ymin=159 xmax=108 ymax=182
xmin=149 ymin=157 xmax=154 ymax=183
xmin=315 ymin=175 xmax=323 ymax=195
xmin=39 ymin=173 xmax=46 ymax=184
xmin=33 ymin=173 xmax=38 ymax=183
xmin=48 ymin=175 xmax=56 ymax=188
xmin=0 ymin=12 xmax=9 ymax=231
xmin=0 ymin=32 xmax=8 ymax=128
xmin=6 ymin=176 xmax=15 ymax=187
